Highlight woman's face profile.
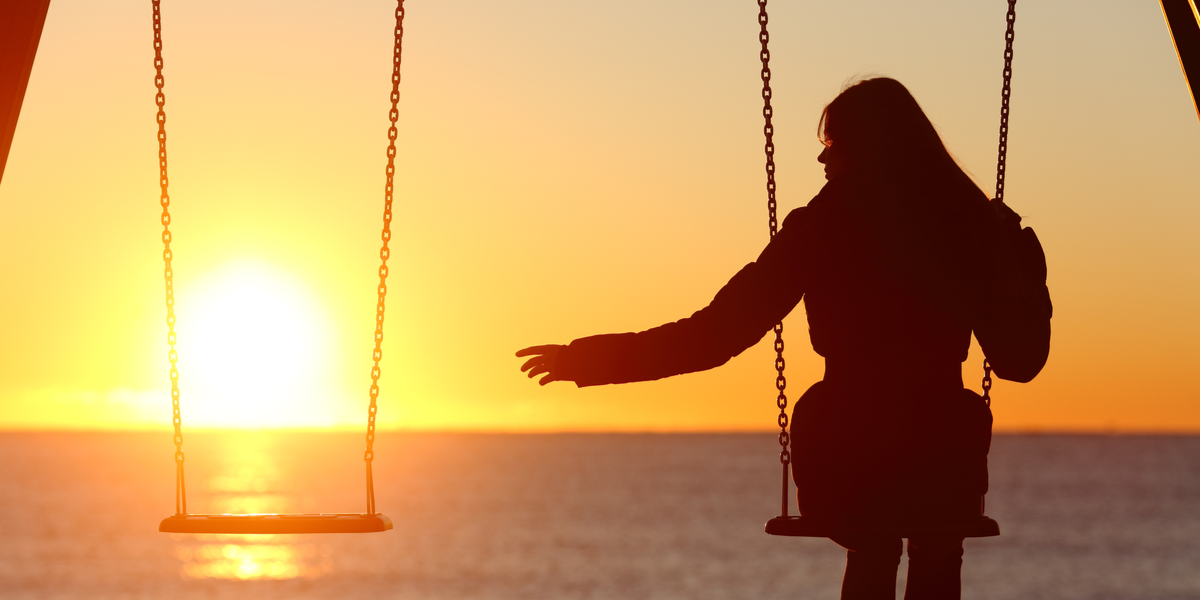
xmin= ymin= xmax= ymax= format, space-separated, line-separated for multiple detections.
xmin=818 ymin=143 xmax=850 ymax=181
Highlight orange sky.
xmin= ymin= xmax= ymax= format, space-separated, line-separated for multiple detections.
xmin=1 ymin=0 xmax=1198 ymax=432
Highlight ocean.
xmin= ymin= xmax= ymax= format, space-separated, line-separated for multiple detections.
xmin=0 ymin=432 xmax=1197 ymax=599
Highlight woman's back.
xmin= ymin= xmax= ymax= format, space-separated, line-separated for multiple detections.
xmin=800 ymin=174 xmax=995 ymax=383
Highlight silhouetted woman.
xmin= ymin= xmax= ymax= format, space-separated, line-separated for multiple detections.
xmin=518 ymin=77 xmax=1050 ymax=600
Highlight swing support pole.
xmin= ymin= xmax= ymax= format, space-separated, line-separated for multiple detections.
xmin=0 ymin=0 xmax=53 ymax=186
xmin=1161 ymin=0 xmax=1200 ymax=121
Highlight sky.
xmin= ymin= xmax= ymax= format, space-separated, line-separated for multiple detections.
xmin=0 ymin=0 xmax=1197 ymax=432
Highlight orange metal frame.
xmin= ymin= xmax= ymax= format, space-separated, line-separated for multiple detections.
xmin=1162 ymin=0 xmax=1200 ymax=120
xmin=0 ymin=0 xmax=53 ymax=185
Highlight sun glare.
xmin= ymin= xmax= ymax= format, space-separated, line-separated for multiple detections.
xmin=176 ymin=261 xmax=344 ymax=428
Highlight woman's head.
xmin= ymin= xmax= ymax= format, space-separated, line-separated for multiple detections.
xmin=818 ymin=77 xmax=974 ymax=187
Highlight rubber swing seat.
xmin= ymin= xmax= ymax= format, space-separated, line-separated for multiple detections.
xmin=159 ymin=513 xmax=393 ymax=534
xmin=765 ymin=515 xmax=1000 ymax=538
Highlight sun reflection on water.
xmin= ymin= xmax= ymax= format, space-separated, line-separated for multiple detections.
xmin=171 ymin=433 xmax=334 ymax=581
xmin=174 ymin=534 xmax=334 ymax=580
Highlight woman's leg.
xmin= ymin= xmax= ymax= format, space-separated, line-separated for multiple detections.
xmin=831 ymin=535 xmax=903 ymax=600
xmin=903 ymin=536 xmax=964 ymax=600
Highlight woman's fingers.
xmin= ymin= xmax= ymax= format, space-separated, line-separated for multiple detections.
xmin=517 ymin=344 xmax=563 ymax=385
xmin=516 ymin=344 xmax=558 ymax=357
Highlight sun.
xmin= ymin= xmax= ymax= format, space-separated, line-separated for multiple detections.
xmin=175 ymin=260 xmax=344 ymax=428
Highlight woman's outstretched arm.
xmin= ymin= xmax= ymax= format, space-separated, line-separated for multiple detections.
xmin=518 ymin=207 xmax=817 ymax=387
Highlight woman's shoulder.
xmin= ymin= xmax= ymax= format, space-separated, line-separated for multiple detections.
xmin=784 ymin=178 xmax=868 ymax=225
xmin=807 ymin=177 xmax=858 ymax=207
xmin=777 ymin=180 xmax=861 ymax=245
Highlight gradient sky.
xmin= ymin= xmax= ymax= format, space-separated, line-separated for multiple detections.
xmin=1 ymin=0 xmax=1197 ymax=431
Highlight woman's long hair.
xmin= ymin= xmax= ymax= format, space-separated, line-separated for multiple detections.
xmin=819 ymin=78 xmax=996 ymax=312
xmin=819 ymin=77 xmax=986 ymax=200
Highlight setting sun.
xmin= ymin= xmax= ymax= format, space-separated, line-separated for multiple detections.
xmin=176 ymin=260 xmax=346 ymax=428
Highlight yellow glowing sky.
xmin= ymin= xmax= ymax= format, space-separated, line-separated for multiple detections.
xmin=1 ymin=0 xmax=1198 ymax=431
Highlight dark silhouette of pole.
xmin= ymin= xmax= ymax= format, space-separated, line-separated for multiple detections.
xmin=0 ymin=0 xmax=53 ymax=187
xmin=1161 ymin=0 xmax=1200 ymax=121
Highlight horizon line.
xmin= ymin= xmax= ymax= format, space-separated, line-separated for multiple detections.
xmin=0 ymin=426 xmax=1197 ymax=436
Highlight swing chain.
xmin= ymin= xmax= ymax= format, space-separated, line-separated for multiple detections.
xmin=981 ymin=360 xmax=993 ymax=408
xmin=759 ymin=0 xmax=779 ymax=242
xmin=364 ymin=0 xmax=405 ymax=516
xmin=994 ymin=0 xmax=1016 ymax=206
xmin=984 ymin=0 xmax=1016 ymax=407
xmin=758 ymin=0 xmax=790 ymax=517
xmin=153 ymin=0 xmax=186 ymax=516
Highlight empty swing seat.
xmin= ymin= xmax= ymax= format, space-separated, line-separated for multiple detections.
xmin=765 ymin=515 xmax=999 ymax=538
xmin=159 ymin=513 xmax=393 ymax=534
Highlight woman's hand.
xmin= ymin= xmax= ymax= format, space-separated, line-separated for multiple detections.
xmin=516 ymin=344 xmax=565 ymax=386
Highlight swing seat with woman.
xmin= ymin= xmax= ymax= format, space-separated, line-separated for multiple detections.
xmin=517 ymin=4 xmax=1051 ymax=593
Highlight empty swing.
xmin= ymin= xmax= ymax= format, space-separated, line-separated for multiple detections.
xmin=155 ymin=0 xmax=407 ymax=535
xmin=760 ymin=0 xmax=1025 ymax=539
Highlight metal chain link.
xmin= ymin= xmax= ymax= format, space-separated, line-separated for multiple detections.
xmin=152 ymin=0 xmax=186 ymax=516
xmin=984 ymin=0 xmax=1017 ymax=408
xmin=981 ymin=359 xmax=993 ymax=408
xmin=364 ymin=0 xmax=405 ymax=516
xmin=758 ymin=0 xmax=790 ymax=518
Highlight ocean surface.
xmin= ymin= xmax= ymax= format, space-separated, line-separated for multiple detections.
xmin=0 ymin=432 xmax=1197 ymax=599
